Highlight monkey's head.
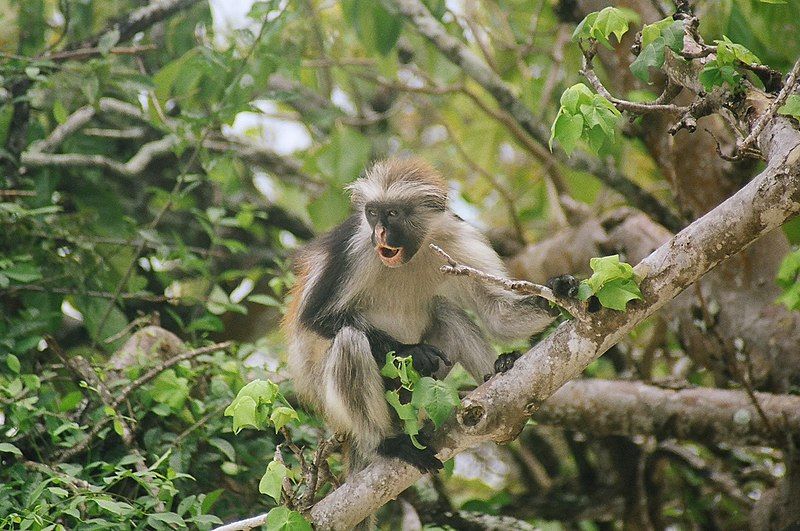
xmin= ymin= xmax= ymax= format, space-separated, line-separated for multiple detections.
xmin=348 ymin=158 xmax=448 ymax=268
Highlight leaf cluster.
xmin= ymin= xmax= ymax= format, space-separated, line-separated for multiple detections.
xmin=577 ymin=255 xmax=643 ymax=311
xmin=550 ymin=83 xmax=621 ymax=156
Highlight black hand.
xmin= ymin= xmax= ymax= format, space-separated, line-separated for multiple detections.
xmin=398 ymin=343 xmax=451 ymax=376
xmin=377 ymin=434 xmax=443 ymax=473
xmin=546 ymin=274 xmax=580 ymax=298
xmin=494 ymin=350 xmax=522 ymax=374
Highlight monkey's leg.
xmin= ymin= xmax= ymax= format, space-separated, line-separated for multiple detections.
xmin=324 ymin=326 xmax=442 ymax=474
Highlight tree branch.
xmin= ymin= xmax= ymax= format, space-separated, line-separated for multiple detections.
xmin=300 ymin=107 xmax=800 ymax=528
xmin=534 ymin=379 xmax=800 ymax=447
xmin=386 ymin=0 xmax=683 ymax=232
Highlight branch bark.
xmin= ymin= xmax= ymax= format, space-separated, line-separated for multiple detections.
xmin=534 ymin=379 xmax=800 ymax=447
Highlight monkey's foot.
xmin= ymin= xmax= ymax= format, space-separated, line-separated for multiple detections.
xmin=494 ymin=351 xmax=522 ymax=374
xmin=399 ymin=343 xmax=451 ymax=376
xmin=377 ymin=434 xmax=443 ymax=473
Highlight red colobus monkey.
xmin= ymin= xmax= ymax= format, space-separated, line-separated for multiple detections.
xmin=283 ymin=158 xmax=574 ymax=474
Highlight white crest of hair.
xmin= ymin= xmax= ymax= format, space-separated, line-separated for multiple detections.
xmin=346 ymin=158 xmax=447 ymax=207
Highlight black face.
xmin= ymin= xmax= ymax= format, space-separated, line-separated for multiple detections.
xmin=364 ymin=201 xmax=425 ymax=267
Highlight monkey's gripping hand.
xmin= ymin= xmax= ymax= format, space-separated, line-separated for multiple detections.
xmin=398 ymin=343 xmax=451 ymax=377
xmin=520 ymin=273 xmax=581 ymax=315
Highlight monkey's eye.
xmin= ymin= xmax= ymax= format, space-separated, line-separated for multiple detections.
xmin=367 ymin=209 xmax=377 ymax=217
xmin=387 ymin=209 xmax=398 ymax=217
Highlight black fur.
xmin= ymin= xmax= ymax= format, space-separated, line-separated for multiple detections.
xmin=377 ymin=433 xmax=443 ymax=473
xmin=494 ymin=351 xmax=522 ymax=374
xmin=298 ymin=215 xmax=361 ymax=338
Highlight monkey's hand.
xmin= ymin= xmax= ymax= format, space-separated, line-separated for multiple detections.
xmin=521 ymin=274 xmax=581 ymax=316
xmin=547 ymin=274 xmax=580 ymax=298
xmin=493 ymin=350 xmax=522 ymax=376
xmin=398 ymin=343 xmax=451 ymax=376
xmin=377 ymin=433 xmax=443 ymax=473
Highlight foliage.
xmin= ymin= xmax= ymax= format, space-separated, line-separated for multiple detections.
xmin=577 ymin=255 xmax=643 ymax=311
xmin=381 ymin=353 xmax=461 ymax=448
xmin=776 ymin=248 xmax=800 ymax=310
xmin=0 ymin=0 xmax=798 ymax=528
xmin=549 ymin=83 xmax=621 ymax=156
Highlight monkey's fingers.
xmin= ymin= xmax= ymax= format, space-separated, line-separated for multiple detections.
xmin=494 ymin=351 xmax=522 ymax=374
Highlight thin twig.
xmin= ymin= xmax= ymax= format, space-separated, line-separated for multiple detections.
xmin=737 ymin=56 xmax=800 ymax=156
xmin=429 ymin=244 xmax=589 ymax=321
xmin=54 ymin=341 xmax=230 ymax=464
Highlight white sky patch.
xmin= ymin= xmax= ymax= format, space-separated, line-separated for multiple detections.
xmin=421 ymin=124 xmax=448 ymax=145
xmin=253 ymin=172 xmax=279 ymax=202
xmin=453 ymin=443 xmax=510 ymax=489
xmin=209 ymin=0 xmax=258 ymax=46
xmin=330 ymin=86 xmax=356 ymax=114
xmin=224 ymin=101 xmax=312 ymax=156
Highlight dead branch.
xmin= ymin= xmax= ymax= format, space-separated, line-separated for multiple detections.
xmin=430 ymin=244 xmax=589 ymax=321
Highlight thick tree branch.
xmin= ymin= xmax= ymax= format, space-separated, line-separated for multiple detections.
xmin=534 ymin=379 xmax=800 ymax=447
xmin=300 ymin=110 xmax=800 ymax=528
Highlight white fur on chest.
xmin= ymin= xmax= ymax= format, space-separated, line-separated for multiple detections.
xmin=357 ymin=252 xmax=442 ymax=344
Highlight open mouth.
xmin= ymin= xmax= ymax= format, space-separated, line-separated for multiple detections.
xmin=377 ymin=245 xmax=404 ymax=267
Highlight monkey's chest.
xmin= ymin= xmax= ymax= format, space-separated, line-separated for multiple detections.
xmin=362 ymin=299 xmax=432 ymax=344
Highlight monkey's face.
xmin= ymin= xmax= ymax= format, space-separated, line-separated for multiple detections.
xmin=364 ymin=202 xmax=426 ymax=268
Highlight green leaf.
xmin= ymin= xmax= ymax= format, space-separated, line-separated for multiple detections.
xmin=779 ymin=95 xmax=800 ymax=119
xmin=630 ymin=38 xmax=666 ymax=82
xmin=6 ymin=354 xmax=20 ymax=373
xmin=53 ymin=100 xmax=68 ymax=124
xmin=0 ymin=443 xmax=23 ymax=457
xmin=591 ymin=7 xmax=634 ymax=47
xmin=381 ymin=352 xmax=400 ymax=379
xmin=259 ymin=460 xmax=289 ymax=501
xmin=595 ymin=278 xmax=643 ymax=310
xmin=578 ymin=255 xmax=643 ymax=310
xmin=411 ymin=377 xmax=460 ymax=428
xmin=2 ymin=263 xmax=42 ymax=283
xmin=147 ymin=513 xmax=186 ymax=527
xmin=225 ymin=395 xmax=259 ymax=434
xmin=307 ymin=188 xmax=351 ymax=232
xmin=385 ymin=389 xmax=421 ymax=442
xmin=342 ymin=0 xmax=403 ymax=55
xmin=97 ymin=28 xmax=120 ymax=55
xmin=265 ymin=507 xmax=312 ymax=531
xmin=559 ymin=83 xmax=594 ymax=114
xmin=208 ymin=438 xmax=236 ymax=462
xmin=270 ymin=406 xmax=299 ymax=432
xmin=661 ymin=20 xmax=686 ymax=52
xmin=59 ymin=390 xmax=84 ymax=412
xmin=715 ymin=36 xmax=760 ymax=66
xmin=699 ymin=61 xmax=741 ymax=91
xmin=225 ymin=379 xmax=281 ymax=433
xmin=149 ymin=369 xmax=190 ymax=410
xmin=94 ymin=498 xmax=133 ymax=516
xmin=549 ymin=111 xmax=584 ymax=154
xmin=247 ymin=294 xmax=282 ymax=307
xmin=776 ymin=249 xmax=800 ymax=310
xmin=572 ymin=12 xmax=598 ymax=42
